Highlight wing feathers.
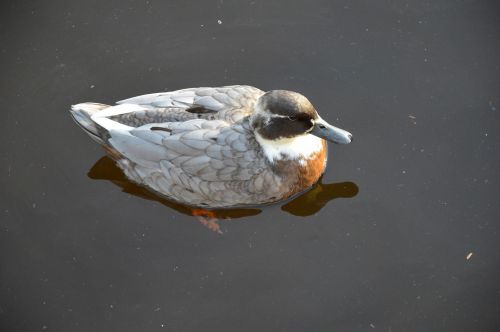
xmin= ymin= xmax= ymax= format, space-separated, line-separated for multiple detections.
xmin=85 ymin=86 xmax=276 ymax=206
xmin=108 ymin=130 xmax=168 ymax=168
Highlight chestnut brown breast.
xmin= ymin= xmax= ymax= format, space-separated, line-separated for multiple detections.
xmin=274 ymin=140 xmax=328 ymax=199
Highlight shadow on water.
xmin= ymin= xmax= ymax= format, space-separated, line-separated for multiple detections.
xmin=88 ymin=156 xmax=358 ymax=231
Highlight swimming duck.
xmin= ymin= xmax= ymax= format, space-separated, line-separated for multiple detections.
xmin=70 ymin=85 xmax=352 ymax=208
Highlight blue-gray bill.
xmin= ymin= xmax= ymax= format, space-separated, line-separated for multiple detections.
xmin=310 ymin=117 xmax=352 ymax=144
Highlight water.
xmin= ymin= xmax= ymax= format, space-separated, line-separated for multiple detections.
xmin=1 ymin=0 xmax=499 ymax=331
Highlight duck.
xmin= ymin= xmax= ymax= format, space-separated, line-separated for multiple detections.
xmin=70 ymin=85 xmax=352 ymax=208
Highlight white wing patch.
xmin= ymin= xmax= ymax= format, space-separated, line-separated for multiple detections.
xmin=91 ymin=104 xmax=145 ymax=131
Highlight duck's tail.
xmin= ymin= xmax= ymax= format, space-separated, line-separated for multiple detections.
xmin=70 ymin=103 xmax=110 ymax=145
xmin=70 ymin=102 xmax=139 ymax=160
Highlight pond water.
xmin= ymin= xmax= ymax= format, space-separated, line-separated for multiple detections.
xmin=1 ymin=1 xmax=499 ymax=331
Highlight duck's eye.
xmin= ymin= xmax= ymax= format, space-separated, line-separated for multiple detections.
xmin=289 ymin=115 xmax=297 ymax=121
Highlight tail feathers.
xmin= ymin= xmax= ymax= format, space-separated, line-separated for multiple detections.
xmin=70 ymin=103 xmax=110 ymax=144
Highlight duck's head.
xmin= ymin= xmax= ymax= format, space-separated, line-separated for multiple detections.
xmin=250 ymin=90 xmax=352 ymax=145
xmin=250 ymin=90 xmax=352 ymax=163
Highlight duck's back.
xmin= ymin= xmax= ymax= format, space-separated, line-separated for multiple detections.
xmin=111 ymin=85 xmax=264 ymax=126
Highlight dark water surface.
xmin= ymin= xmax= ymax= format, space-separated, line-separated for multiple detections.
xmin=1 ymin=1 xmax=500 ymax=331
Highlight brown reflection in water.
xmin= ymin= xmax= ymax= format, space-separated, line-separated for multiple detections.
xmin=281 ymin=180 xmax=358 ymax=216
xmin=88 ymin=156 xmax=358 ymax=232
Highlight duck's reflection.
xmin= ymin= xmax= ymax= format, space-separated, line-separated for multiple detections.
xmin=281 ymin=180 xmax=358 ymax=216
xmin=88 ymin=157 xmax=358 ymax=232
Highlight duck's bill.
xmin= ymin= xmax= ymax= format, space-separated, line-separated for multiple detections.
xmin=310 ymin=117 xmax=352 ymax=144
